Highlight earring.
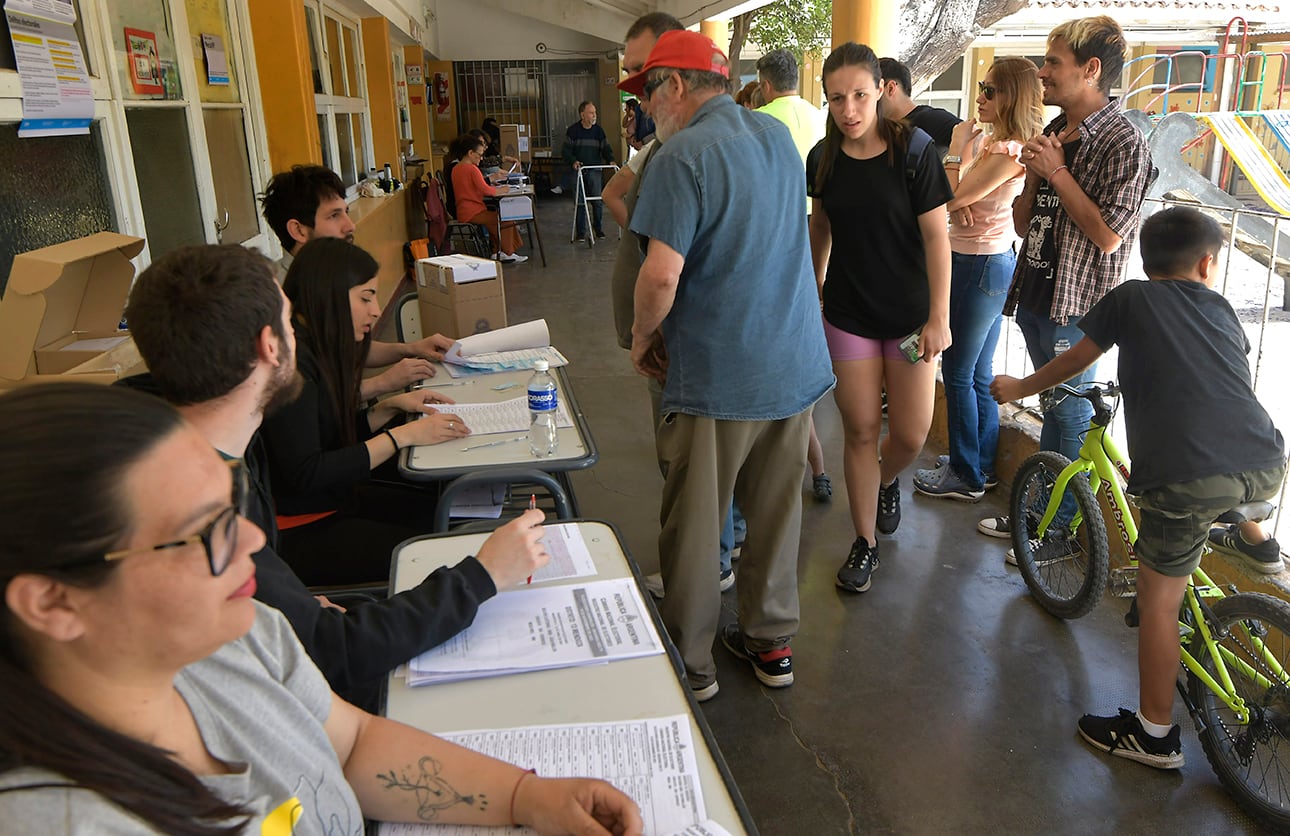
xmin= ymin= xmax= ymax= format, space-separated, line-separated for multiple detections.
xmin=1087 ymin=79 xmax=1096 ymax=87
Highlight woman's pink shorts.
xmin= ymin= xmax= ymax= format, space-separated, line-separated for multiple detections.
xmin=823 ymin=319 xmax=907 ymax=362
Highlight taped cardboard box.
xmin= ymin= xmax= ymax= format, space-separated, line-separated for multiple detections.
xmin=415 ymin=254 xmax=507 ymax=340
xmin=0 ymin=232 xmax=146 ymax=390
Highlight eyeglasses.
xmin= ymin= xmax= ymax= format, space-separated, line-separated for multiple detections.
xmin=101 ymin=460 xmax=249 ymax=577
xmin=642 ymin=74 xmax=669 ymax=101
xmin=978 ymin=81 xmax=997 ymax=101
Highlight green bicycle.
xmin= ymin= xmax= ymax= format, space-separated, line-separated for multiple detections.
xmin=1009 ymin=382 xmax=1290 ymax=829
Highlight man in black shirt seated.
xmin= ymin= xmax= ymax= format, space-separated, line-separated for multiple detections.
xmin=123 ymin=243 xmax=549 ymax=711
xmin=878 ymin=57 xmax=961 ymax=160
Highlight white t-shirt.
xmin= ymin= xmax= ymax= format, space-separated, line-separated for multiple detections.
xmin=627 ymin=139 xmax=656 ymax=175
xmin=0 ymin=602 xmax=363 ymax=835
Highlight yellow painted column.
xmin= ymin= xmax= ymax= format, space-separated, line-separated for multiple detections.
xmin=361 ymin=18 xmax=400 ymax=175
xmin=832 ymin=0 xmax=898 ymax=56
xmin=700 ymin=18 xmax=727 ymax=49
xmin=246 ymin=0 xmax=320 ymax=170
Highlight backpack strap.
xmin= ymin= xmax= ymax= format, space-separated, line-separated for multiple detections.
xmin=905 ymin=127 xmax=933 ymax=183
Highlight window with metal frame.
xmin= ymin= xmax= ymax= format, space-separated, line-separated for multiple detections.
xmin=304 ymin=2 xmax=372 ymax=191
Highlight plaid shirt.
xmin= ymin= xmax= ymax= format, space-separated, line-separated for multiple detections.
xmin=1005 ymin=98 xmax=1153 ymax=324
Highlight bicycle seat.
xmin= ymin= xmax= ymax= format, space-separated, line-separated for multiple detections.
xmin=1216 ymin=500 xmax=1275 ymax=525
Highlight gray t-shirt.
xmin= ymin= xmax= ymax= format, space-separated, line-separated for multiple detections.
xmin=0 ymin=602 xmax=363 ymax=834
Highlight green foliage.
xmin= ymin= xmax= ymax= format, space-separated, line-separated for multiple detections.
xmin=748 ymin=0 xmax=832 ymax=62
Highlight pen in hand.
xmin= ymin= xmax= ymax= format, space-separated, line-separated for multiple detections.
xmin=527 ymin=494 xmax=536 ymax=585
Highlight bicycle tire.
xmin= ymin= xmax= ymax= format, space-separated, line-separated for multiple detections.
xmin=1188 ymin=592 xmax=1290 ymax=830
xmin=1009 ymin=450 xmax=1110 ymax=619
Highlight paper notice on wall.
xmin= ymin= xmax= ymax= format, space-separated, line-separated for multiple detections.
xmin=201 ymin=33 xmax=229 ymax=85
xmin=4 ymin=1 xmax=93 ymax=138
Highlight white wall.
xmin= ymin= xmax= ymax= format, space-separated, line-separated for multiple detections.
xmin=432 ymin=0 xmax=617 ymax=61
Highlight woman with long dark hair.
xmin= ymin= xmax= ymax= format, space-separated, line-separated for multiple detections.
xmin=261 ymin=237 xmax=467 ymax=585
xmin=915 ymin=57 xmax=1044 ymax=502
xmin=807 ymin=42 xmax=953 ymax=594
xmin=0 ymin=383 xmax=642 ymax=835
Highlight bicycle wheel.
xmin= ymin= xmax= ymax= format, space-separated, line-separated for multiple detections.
xmin=1009 ymin=450 xmax=1109 ymax=619
xmin=1188 ymin=592 xmax=1290 ymax=830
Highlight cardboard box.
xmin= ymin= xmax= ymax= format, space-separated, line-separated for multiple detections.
xmin=500 ymin=124 xmax=531 ymax=164
xmin=415 ymin=255 xmax=507 ymax=340
xmin=0 ymin=232 xmax=146 ymax=389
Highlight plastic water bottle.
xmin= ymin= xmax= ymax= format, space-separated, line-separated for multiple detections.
xmin=527 ymin=360 xmax=559 ymax=458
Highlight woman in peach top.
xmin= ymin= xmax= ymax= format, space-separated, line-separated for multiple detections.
xmin=449 ymin=134 xmax=527 ymax=263
xmin=914 ymin=56 xmax=1044 ymax=500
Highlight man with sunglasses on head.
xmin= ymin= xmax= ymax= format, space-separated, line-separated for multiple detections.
xmin=978 ymin=16 xmax=1154 ymax=553
xmin=123 ymin=244 xmax=549 ymax=712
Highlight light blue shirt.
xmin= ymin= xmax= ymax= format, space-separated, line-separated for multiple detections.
xmin=631 ymin=95 xmax=833 ymax=420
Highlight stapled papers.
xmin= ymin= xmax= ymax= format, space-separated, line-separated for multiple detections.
xmin=442 ymin=319 xmax=568 ymax=377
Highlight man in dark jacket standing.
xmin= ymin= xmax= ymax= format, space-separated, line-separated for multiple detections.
xmin=124 ymin=243 xmax=548 ymax=711
xmin=562 ymin=100 xmax=615 ymax=241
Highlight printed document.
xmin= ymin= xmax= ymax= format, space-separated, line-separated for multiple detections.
xmin=407 ymin=577 xmax=662 ymax=685
xmin=428 ymin=397 xmax=572 ymax=435
xmin=443 ymin=319 xmax=568 ymax=376
xmin=379 ymin=715 xmax=710 ymax=836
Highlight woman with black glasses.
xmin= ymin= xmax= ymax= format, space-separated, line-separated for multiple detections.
xmin=0 ymin=383 xmax=641 ymax=835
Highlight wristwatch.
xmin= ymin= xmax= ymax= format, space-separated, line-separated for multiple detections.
xmin=943 ymin=154 xmax=962 ymax=165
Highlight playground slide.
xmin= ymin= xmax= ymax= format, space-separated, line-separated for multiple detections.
xmin=1258 ymin=110 xmax=1290 ymax=155
xmin=1195 ymin=112 xmax=1290 ymax=215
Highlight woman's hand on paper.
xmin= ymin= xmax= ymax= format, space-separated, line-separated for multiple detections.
xmin=403 ymin=411 xmax=470 ymax=446
xmin=513 ymin=775 xmax=644 ymax=836
xmin=384 ymin=390 xmax=456 ymax=413
xmin=476 ymin=508 xmax=550 ymax=590
xmin=377 ymin=357 xmax=439 ymax=391
xmin=407 ymin=333 xmax=455 ymax=362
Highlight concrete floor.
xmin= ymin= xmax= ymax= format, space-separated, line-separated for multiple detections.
xmin=493 ymin=198 xmax=1270 ymax=835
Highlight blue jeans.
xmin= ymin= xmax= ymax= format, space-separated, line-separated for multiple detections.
xmin=1015 ymin=307 xmax=1099 ymax=463
xmin=719 ymin=503 xmax=745 ymax=574
xmin=574 ymin=168 xmax=604 ymax=236
xmin=942 ymin=251 xmax=1013 ymax=489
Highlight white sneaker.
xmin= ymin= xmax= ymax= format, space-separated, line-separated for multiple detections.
xmin=1005 ymin=547 xmax=1017 ymax=566
xmin=507 ymin=253 xmax=528 ymax=264
xmin=549 ymin=185 xmax=564 ymax=194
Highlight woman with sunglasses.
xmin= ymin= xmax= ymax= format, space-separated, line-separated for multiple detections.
xmin=807 ymin=42 xmax=953 ymax=594
xmin=261 ymin=237 xmax=467 ymax=586
xmin=450 ymin=133 xmax=527 ymax=263
xmin=0 ymin=383 xmax=642 ymax=835
xmin=913 ymin=58 xmax=1044 ymax=502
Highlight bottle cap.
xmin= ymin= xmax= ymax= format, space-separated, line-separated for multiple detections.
xmin=533 ymin=359 xmax=550 ymax=372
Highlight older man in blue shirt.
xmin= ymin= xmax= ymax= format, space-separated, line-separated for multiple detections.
xmin=621 ymin=31 xmax=834 ymax=701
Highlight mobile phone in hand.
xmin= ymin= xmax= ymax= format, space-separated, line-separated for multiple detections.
xmin=898 ymin=328 xmax=923 ymax=364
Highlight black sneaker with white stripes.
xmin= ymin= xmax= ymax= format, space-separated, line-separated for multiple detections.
xmin=1077 ymin=708 xmax=1184 ymax=769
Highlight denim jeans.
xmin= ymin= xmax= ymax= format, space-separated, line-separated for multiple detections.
xmin=942 ymin=251 xmax=1013 ymax=489
xmin=573 ymin=168 xmax=604 ymax=236
xmin=719 ymin=503 xmax=741 ymax=574
xmin=1015 ymin=306 xmax=1099 ymax=463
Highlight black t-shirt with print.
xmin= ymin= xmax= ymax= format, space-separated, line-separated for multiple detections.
xmin=1017 ymin=137 xmax=1082 ymax=317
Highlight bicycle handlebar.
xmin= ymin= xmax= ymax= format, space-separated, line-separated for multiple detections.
xmin=1052 ymin=382 xmax=1120 ymax=400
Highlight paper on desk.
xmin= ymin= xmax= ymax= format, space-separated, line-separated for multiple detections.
xmin=442 ymin=319 xmax=569 ymax=376
xmin=378 ymin=715 xmax=708 ymax=836
xmin=429 ymin=397 xmax=572 ymax=435
xmin=527 ymin=523 xmax=596 ymax=583
xmin=665 ymin=822 xmax=734 ymax=836
xmin=407 ymin=577 xmax=663 ymax=685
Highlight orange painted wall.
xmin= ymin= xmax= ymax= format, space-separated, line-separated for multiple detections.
xmin=247 ymin=0 xmax=320 ymax=170
xmin=361 ymin=18 xmax=400 ymax=175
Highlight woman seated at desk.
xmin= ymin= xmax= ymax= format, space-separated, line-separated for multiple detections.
xmin=450 ymin=133 xmax=528 ymax=264
xmin=261 ymin=238 xmax=471 ymax=585
xmin=0 ymin=383 xmax=643 ymax=836
xmin=469 ymin=128 xmax=519 ymax=179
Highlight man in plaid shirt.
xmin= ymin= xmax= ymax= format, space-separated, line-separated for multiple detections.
xmin=979 ymin=15 xmax=1154 ymax=548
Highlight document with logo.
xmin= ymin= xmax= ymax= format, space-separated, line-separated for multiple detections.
xmin=407 ymin=577 xmax=662 ymax=686
xmin=379 ymin=715 xmax=710 ymax=836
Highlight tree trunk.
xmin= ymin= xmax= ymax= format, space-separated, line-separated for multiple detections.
xmin=729 ymin=11 xmax=756 ymax=91
xmin=899 ymin=0 xmax=1029 ymax=89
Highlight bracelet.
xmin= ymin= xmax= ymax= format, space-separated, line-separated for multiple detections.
xmin=1049 ymin=164 xmax=1068 ymax=180
xmin=509 ymin=769 xmax=537 ymax=827
xmin=383 ymin=429 xmax=399 ymax=452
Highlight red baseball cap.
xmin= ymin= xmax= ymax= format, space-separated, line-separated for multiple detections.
xmin=618 ymin=30 xmax=729 ymax=97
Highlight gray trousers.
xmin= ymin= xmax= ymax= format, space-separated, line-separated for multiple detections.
xmin=656 ymin=408 xmax=812 ymax=687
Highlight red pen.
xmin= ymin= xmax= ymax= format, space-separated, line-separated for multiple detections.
xmin=527 ymin=494 xmax=536 ymax=584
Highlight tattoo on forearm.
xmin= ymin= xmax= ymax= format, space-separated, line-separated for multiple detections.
xmin=377 ymin=757 xmax=487 ymax=821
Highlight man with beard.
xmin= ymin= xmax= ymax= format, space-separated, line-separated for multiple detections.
xmin=261 ymin=164 xmax=454 ymax=399
xmin=621 ymin=32 xmax=834 ymax=699
xmin=124 ymin=244 xmax=548 ymax=711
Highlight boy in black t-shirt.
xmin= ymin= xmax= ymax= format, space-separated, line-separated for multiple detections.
xmin=991 ymin=207 xmax=1286 ymax=769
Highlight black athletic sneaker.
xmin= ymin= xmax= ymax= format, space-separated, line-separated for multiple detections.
xmin=877 ymin=478 xmax=901 ymax=534
xmin=1208 ymin=525 xmax=1284 ymax=574
xmin=934 ymin=454 xmax=998 ymax=489
xmin=1077 ymin=708 xmax=1184 ymax=769
xmin=721 ymin=623 xmax=793 ymax=687
xmin=837 ymin=537 xmax=879 ymax=592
